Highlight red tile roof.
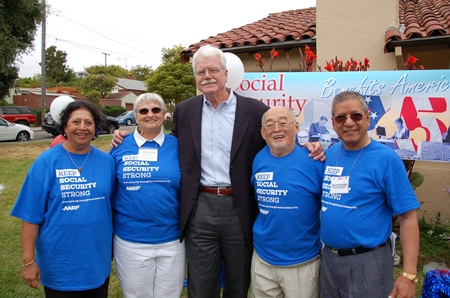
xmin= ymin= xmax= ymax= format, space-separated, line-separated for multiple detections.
xmin=384 ymin=0 xmax=450 ymax=52
xmin=180 ymin=8 xmax=316 ymax=62
xmin=180 ymin=2 xmax=450 ymax=58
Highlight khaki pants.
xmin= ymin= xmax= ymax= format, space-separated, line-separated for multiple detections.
xmin=251 ymin=250 xmax=320 ymax=298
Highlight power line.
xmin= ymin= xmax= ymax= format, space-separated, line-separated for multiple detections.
xmin=48 ymin=35 xmax=158 ymax=64
xmin=48 ymin=7 xmax=163 ymax=51
xmin=48 ymin=8 xmax=160 ymax=59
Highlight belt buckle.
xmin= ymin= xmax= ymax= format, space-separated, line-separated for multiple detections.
xmin=217 ymin=187 xmax=227 ymax=196
xmin=330 ymin=248 xmax=340 ymax=256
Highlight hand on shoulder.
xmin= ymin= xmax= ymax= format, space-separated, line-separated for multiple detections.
xmin=110 ymin=130 xmax=130 ymax=148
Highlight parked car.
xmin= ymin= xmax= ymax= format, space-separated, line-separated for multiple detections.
xmin=42 ymin=112 xmax=119 ymax=136
xmin=0 ymin=117 xmax=34 ymax=141
xmin=0 ymin=106 xmax=37 ymax=126
xmin=116 ymin=110 xmax=136 ymax=126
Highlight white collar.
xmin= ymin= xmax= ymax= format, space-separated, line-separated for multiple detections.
xmin=133 ymin=128 xmax=165 ymax=147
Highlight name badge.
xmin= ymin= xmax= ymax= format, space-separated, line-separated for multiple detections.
xmin=330 ymin=176 xmax=350 ymax=194
xmin=139 ymin=148 xmax=158 ymax=161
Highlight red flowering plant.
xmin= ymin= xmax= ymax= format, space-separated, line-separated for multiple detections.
xmin=298 ymin=45 xmax=317 ymax=72
xmin=324 ymin=57 xmax=370 ymax=72
xmin=254 ymin=53 xmax=265 ymax=72
xmin=254 ymin=46 xmax=371 ymax=73
xmin=286 ymin=52 xmax=291 ymax=72
xmin=404 ymin=54 xmax=424 ymax=70
xmin=270 ymin=47 xmax=279 ymax=72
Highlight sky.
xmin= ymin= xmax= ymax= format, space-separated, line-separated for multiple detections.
xmin=18 ymin=0 xmax=316 ymax=78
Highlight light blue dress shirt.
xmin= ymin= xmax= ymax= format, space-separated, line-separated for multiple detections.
xmin=200 ymin=91 xmax=237 ymax=187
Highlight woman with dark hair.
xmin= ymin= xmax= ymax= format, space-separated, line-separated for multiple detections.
xmin=391 ymin=117 xmax=410 ymax=139
xmin=10 ymin=100 xmax=115 ymax=297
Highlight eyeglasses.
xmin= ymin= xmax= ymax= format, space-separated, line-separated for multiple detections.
xmin=332 ymin=113 xmax=364 ymax=124
xmin=264 ymin=120 xmax=295 ymax=131
xmin=195 ymin=67 xmax=223 ymax=77
xmin=138 ymin=107 xmax=162 ymax=115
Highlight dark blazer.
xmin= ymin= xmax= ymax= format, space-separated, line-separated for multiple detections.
xmin=171 ymin=93 xmax=269 ymax=247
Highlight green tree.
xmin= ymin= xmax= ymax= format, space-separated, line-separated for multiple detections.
xmin=130 ymin=65 xmax=153 ymax=81
xmin=146 ymin=45 xmax=195 ymax=113
xmin=41 ymin=45 xmax=75 ymax=86
xmin=83 ymin=90 xmax=102 ymax=107
xmin=15 ymin=74 xmax=42 ymax=88
xmin=0 ymin=0 xmax=44 ymax=99
xmin=84 ymin=65 xmax=128 ymax=78
xmin=76 ymin=74 xmax=116 ymax=100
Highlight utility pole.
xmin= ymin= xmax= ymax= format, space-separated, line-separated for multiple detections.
xmin=40 ymin=0 xmax=46 ymax=125
xmin=102 ymin=52 xmax=110 ymax=66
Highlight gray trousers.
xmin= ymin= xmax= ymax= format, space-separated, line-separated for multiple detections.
xmin=185 ymin=191 xmax=252 ymax=298
xmin=321 ymin=243 xmax=394 ymax=298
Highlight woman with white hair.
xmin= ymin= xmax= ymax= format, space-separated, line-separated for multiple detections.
xmin=109 ymin=93 xmax=185 ymax=298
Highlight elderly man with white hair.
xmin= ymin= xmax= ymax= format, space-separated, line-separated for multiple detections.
xmin=251 ymin=106 xmax=323 ymax=298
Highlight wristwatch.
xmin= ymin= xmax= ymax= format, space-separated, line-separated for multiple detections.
xmin=401 ymin=271 xmax=419 ymax=283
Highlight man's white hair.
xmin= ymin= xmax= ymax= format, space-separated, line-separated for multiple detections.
xmin=192 ymin=45 xmax=227 ymax=73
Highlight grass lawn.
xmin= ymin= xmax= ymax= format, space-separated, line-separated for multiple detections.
xmin=0 ymin=135 xmax=448 ymax=297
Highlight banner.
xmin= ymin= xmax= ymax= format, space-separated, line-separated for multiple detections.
xmin=235 ymin=70 xmax=450 ymax=162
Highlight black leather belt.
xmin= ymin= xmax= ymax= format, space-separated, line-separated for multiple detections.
xmin=199 ymin=186 xmax=232 ymax=196
xmin=330 ymin=242 xmax=387 ymax=257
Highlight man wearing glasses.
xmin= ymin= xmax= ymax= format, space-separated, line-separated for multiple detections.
xmin=251 ymin=106 xmax=323 ymax=298
xmin=296 ymin=129 xmax=310 ymax=147
xmin=320 ymin=91 xmax=420 ymax=298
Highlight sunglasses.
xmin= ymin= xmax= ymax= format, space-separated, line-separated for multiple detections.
xmin=138 ymin=107 xmax=162 ymax=115
xmin=333 ymin=113 xmax=364 ymax=124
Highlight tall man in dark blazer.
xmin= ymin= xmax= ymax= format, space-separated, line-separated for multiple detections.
xmin=173 ymin=45 xmax=269 ymax=298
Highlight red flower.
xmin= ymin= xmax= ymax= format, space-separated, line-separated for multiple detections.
xmin=404 ymin=54 xmax=419 ymax=70
xmin=269 ymin=47 xmax=280 ymax=72
xmin=303 ymin=45 xmax=317 ymax=72
xmin=270 ymin=49 xmax=279 ymax=59
xmin=408 ymin=56 xmax=418 ymax=64
xmin=254 ymin=53 xmax=265 ymax=71
xmin=364 ymin=58 xmax=370 ymax=66
xmin=324 ymin=64 xmax=334 ymax=72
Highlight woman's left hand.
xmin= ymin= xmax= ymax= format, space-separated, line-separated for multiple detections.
xmin=22 ymin=262 xmax=41 ymax=289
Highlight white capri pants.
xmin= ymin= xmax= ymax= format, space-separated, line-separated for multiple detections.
xmin=114 ymin=234 xmax=186 ymax=298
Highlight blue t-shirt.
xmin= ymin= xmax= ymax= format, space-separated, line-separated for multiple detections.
xmin=251 ymin=145 xmax=324 ymax=266
xmin=321 ymin=140 xmax=421 ymax=249
xmin=109 ymin=133 xmax=181 ymax=244
xmin=10 ymin=144 xmax=115 ymax=291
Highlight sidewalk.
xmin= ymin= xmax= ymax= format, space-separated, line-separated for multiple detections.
xmin=30 ymin=126 xmax=42 ymax=131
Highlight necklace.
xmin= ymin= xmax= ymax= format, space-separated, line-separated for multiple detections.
xmin=65 ymin=145 xmax=91 ymax=172
xmin=336 ymin=138 xmax=370 ymax=176
xmin=336 ymin=143 xmax=364 ymax=176
xmin=335 ymin=139 xmax=370 ymax=176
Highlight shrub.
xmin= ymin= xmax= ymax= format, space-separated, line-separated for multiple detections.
xmin=102 ymin=105 xmax=127 ymax=117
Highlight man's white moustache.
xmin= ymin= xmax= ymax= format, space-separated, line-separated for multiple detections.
xmin=201 ymin=79 xmax=217 ymax=85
